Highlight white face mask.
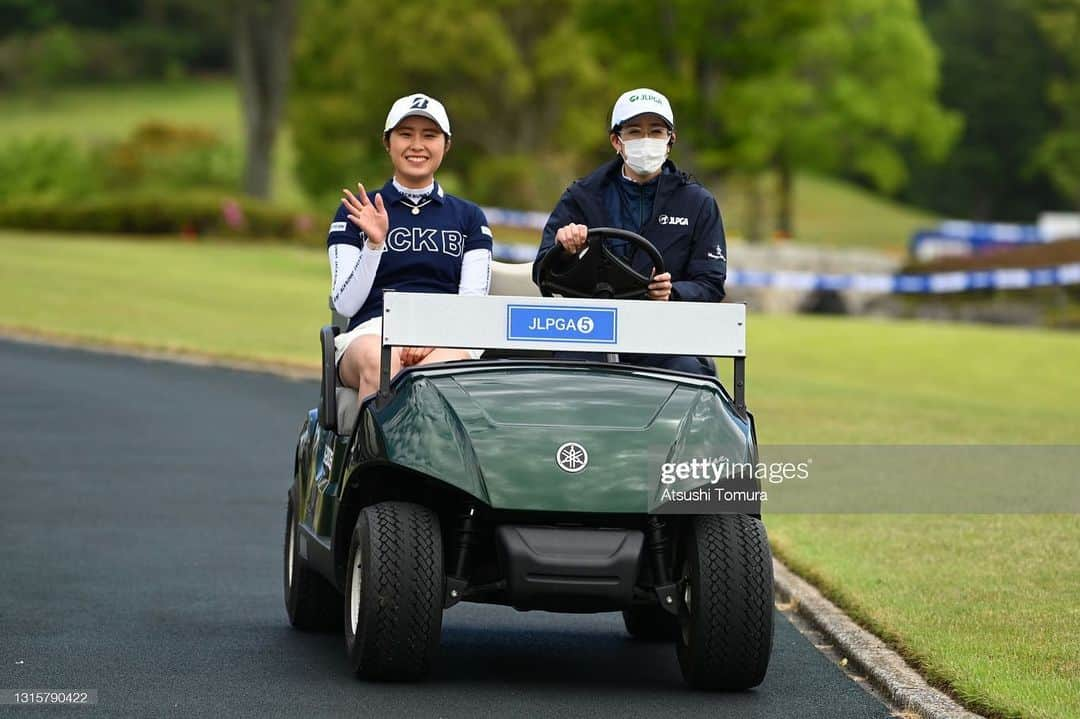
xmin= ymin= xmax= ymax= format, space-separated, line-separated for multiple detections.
xmin=620 ymin=137 xmax=669 ymax=175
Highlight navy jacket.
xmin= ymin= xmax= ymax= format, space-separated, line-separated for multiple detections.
xmin=533 ymin=157 xmax=727 ymax=302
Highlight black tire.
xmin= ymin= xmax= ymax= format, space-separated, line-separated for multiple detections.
xmin=284 ymin=495 xmax=342 ymax=631
xmin=622 ymin=605 xmax=679 ymax=641
xmin=344 ymin=501 xmax=444 ymax=681
xmin=676 ymin=514 xmax=774 ymax=690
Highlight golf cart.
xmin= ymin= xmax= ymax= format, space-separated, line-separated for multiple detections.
xmin=285 ymin=228 xmax=773 ymax=689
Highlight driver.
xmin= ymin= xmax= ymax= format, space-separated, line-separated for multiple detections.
xmin=532 ymin=88 xmax=726 ymax=377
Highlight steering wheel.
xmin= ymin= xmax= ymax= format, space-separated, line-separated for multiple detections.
xmin=536 ymin=227 xmax=665 ymax=299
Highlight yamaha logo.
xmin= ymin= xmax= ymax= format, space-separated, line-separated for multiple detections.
xmin=556 ymin=442 xmax=589 ymax=473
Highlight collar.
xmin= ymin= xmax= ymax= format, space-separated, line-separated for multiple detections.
xmin=578 ymin=157 xmax=682 ymax=191
xmin=382 ymin=178 xmax=446 ymax=206
xmin=620 ymin=165 xmax=662 ymax=187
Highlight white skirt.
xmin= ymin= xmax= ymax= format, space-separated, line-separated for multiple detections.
xmin=334 ymin=317 xmax=483 ymax=365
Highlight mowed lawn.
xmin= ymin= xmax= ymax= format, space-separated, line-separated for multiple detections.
xmin=0 ymin=80 xmax=935 ymax=251
xmin=2 ymin=231 xmax=1078 ymax=718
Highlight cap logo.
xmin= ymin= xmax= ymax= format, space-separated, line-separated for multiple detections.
xmin=409 ymin=96 xmax=430 ymax=109
xmin=630 ymin=93 xmax=664 ymax=104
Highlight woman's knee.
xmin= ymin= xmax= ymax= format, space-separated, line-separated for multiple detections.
xmin=339 ymin=337 xmax=381 ymax=389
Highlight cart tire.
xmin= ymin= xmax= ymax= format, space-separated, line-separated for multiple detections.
xmin=676 ymin=514 xmax=773 ymax=690
xmin=344 ymin=501 xmax=444 ymax=681
xmin=284 ymin=495 xmax=342 ymax=631
xmin=622 ymin=605 xmax=678 ymax=641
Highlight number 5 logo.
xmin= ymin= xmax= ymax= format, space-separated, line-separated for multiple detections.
xmin=410 ymin=96 xmax=429 ymax=109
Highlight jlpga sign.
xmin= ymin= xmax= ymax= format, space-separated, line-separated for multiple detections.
xmin=506 ymin=305 xmax=618 ymax=344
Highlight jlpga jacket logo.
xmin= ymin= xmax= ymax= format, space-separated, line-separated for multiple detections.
xmin=658 ymin=214 xmax=688 ymax=226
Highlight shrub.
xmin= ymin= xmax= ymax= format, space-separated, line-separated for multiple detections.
xmin=0 ymin=193 xmax=321 ymax=245
xmin=0 ymin=122 xmax=241 ymax=201
xmin=0 ymin=136 xmax=103 ymax=200
xmin=98 ymin=121 xmax=240 ymax=193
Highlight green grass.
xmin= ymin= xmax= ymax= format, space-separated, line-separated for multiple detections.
xmin=0 ymin=80 xmax=939 ymax=252
xmin=720 ymin=172 xmax=940 ymax=253
xmin=751 ymin=314 xmax=1080 ymax=444
xmin=3 ymin=231 xmax=1077 ymax=718
xmin=770 ymin=515 xmax=1080 ymax=719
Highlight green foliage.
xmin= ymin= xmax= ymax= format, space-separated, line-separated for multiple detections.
xmin=581 ymin=0 xmax=959 ymax=192
xmin=902 ymin=0 xmax=1067 ymax=220
xmin=98 ymin=122 xmax=240 ymax=193
xmin=0 ymin=194 xmax=315 ymax=242
xmin=0 ymin=0 xmax=58 ymax=38
xmin=0 ymin=0 xmax=229 ymax=90
xmin=290 ymin=0 xmax=604 ymax=209
xmin=0 ymin=136 xmax=103 ymax=200
xmin=0 ymin=122 xmax=240 ymax=202
xmin=1032 ymin=0 xmax=1080 ymax=207
xmin=579 ymin=0 xmax=825 ymax=176
xmin=779 ymin=0 xmax=962 ymax=192
xmin=29 ymin=24 xmax=84 ymax=88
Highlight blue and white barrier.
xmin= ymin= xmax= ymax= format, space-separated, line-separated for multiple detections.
xmin=482 ymin=207 xmax=548 ymax=231
xmin=492 ymin=242 xmax=538 ymax=263
xmin=491 ymin=241 xmax=1080 ymax=294
xmin=726 ymin=264 xmax=1080 ymax=294
xmin=936 ymin=221 xmax=1044 ymax=243
xmin=910 ymin=221 xmax=1051 ymax=261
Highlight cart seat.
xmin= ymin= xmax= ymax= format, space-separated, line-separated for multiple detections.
xmin=335 ymin=386 xmax=361 ymax=435
xmin=490 ymin=260 xmax=540 ymax=297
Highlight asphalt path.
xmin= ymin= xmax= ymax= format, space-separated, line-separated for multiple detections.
xmin=0 ymin=339 xmax=895 ymax=718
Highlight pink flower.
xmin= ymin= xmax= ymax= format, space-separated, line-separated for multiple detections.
xmin=222 ymin=199 xmax=246 ymax=230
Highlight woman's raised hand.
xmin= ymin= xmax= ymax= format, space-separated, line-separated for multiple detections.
xmin=342 ymin=183 xmax=389 ymax=247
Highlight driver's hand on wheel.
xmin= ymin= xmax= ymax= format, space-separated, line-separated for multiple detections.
xmin=400 ymin=346 xmax=434 ymax=367
xmin=648 ymin=270 xmax=672 ymax=301
xmin=555 ymin=223 xmax=588 ymax=254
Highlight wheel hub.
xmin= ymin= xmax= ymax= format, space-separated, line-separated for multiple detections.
xmin=349 ymin=556 xmax=362 ymax=636
xmin=287 ymin=513 xmax=295 ymax=589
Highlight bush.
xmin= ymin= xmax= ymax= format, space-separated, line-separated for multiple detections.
xmin=0 ymin=193 xmax=321 ymax=245
xmin=98 ymin=121 xmax=240 ymax=193
xmin=0 ymin=136 xmax=103 ymax=200
xmin=0 ymin=122 xmax=241 ymax=201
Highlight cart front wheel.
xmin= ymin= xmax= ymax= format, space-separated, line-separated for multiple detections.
xmin=676 ymin=514 xmax=774 ymax=690
xmin=344 ymin=501 xmax=444 ymax=681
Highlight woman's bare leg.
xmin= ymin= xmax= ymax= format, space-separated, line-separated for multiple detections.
xmin=338 ymin=334 xmax=402 ymax=399
xmin=416 ymin=348 xmax=472 ymax=365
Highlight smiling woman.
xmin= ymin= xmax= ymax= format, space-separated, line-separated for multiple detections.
xmin=325 ymin=93 xmax=494 ymax=399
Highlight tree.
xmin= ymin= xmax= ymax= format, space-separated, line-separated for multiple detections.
xmin=1033 ymin=0 xmax=1080 ymax=209
xmin=233 ymin=0 xmax=297 ymax=199
xmin=755 ymin=0 xmax=962 ymax=234
xmin=902 ymin=0 xmax=1064 ymax=220
xmin=578 ymin=0 xmax=823 ymax=177
xmin=579 ymin=0 xmax=957 ymax=239
xmin=290 ymin=0 xmax=604 ymax=209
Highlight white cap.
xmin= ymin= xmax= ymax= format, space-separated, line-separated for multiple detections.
xmin=610 ymin=88 xmax=674 ymax=131
xmin=384 ymin=93 xmax=452 ymax=136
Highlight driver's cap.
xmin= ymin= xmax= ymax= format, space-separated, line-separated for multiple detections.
xmin=384 ymin=93 xmax=452 ymax=137
xmin=610 ymin=88 xmax=674 ymax=131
